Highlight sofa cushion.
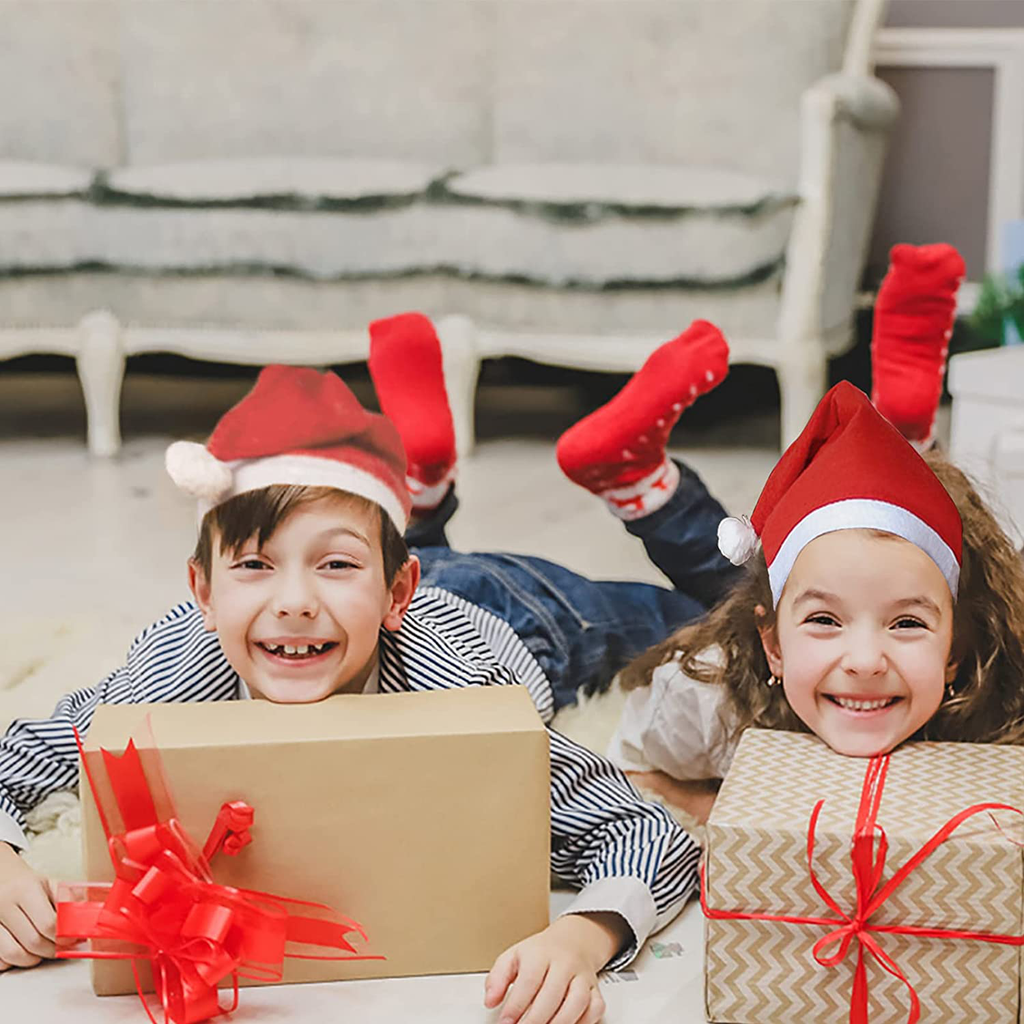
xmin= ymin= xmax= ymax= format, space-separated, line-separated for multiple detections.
xmin=0 ymin=159 xmax=795 ymax=288
xmin=0 ymin=161 xmax=94 ymax=199
xmin=104 ymin=158 xmax=446 ymax=206
xmin=445 ymin=163 xmax=793 ymax=215
xmin=438 ymin=162 xmax=795 ymax=285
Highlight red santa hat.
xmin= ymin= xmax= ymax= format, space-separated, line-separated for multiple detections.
xmin=717 ymin=382 xmax=962 ymax=606
xmin=164 ymin=365 xmax=411 ymax=530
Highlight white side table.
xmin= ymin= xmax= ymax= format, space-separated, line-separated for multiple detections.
xmin=948 ymin=346 xmax=1024 ymax=546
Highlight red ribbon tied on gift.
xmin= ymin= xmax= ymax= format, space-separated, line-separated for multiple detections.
xmin=702 ymin=752 xmax=1024 ymax=1024
xmin=57 ymin=725 xmax=385 ymax=1024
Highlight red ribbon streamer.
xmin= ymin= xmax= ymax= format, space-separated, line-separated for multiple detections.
xmin=58 ymin=727 xmax=384 ymax=1024
xmin=702 ymin=752 xmax=1024 ymax=1024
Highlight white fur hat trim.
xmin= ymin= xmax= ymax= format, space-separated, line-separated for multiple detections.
xmin=718 ymin=515 xmax=759 ymax=566
xmin=165 ymin=441 xmax=234 ymax=503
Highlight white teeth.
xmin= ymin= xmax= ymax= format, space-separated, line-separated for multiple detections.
xmin=833 ymin=696 xmax=894 ymax=711
xmin=262 ymin=641 xmax=332 ymax=657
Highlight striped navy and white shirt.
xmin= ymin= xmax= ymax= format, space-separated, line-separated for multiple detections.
xmin=0 ymin=587 xmax=701 ymax=967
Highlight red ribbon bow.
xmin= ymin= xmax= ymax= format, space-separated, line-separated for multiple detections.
xmin=702 ymin=752 xmax=1024 ymax=1024
xmin=58 ymin=728 xmax=384 ymax=1024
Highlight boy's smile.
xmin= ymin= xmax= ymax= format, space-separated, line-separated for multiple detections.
xmin=189 ymin=495 xmax=418 ymax=703
xmin=761 ymin=529 xmax=957 ymax=757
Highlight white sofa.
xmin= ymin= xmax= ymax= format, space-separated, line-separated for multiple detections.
xmin=0 ymin=0 xmax=897 ymax=455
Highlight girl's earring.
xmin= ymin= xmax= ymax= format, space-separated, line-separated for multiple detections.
xmin=945 ymin=680 xmax=957 ymax=700
xmin=766 ymin=674 xmax=782 ymax=688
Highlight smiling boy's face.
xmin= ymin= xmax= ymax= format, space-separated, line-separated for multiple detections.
xmin=189 ymin=494 xmax=418 ymax=703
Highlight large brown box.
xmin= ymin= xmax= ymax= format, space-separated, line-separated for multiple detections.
xmin=82 ymin=686 xmax=550 ymax=994
xmin=703 ymin=729 xmax=1024 ymax=1023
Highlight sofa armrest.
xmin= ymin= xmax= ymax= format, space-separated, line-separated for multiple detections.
xmin=805 ymin=72 xmax=900 ymax=133
xmin=777 ymin=71 xmax=899 ymax=351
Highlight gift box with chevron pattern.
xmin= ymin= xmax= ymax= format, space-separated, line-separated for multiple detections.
xmin=703 ymin=729 xmax=1024 ymax=1023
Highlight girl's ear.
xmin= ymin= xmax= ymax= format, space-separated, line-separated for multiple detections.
xmin=945 ymin=655 xmax=961 ymax=685
xmin=188 ymin=559 xmax=217 ymax=631
xmin=755 ymin=603 xmax=783 ymax=676
xmin=382 ymin=554 xmax=420 ymax=632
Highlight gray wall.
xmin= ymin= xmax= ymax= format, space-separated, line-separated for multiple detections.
xmin=869 ymin=1 xmax=1024 ymax=281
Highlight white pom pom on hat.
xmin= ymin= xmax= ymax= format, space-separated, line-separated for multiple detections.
xmin=717 ymin=515 xmax=759 ymax=566
xmin=165 ymin=441 xmax=234 ymax=504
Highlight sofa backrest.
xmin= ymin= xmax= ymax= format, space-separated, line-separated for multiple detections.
xmin=491 ymin=0 xmax=856 ymax=185
xmin=3 ymin=0 xmax=862 ymax=185
xmin=0 ymin=0 xmax=123 ymax=168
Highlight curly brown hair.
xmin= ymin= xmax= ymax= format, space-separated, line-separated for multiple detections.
xmin=619 ymin=451 xmax=1024 ymax=746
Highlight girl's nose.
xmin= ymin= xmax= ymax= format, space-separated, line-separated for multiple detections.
xmin=840 ymin=632 xmax=887 ymax=676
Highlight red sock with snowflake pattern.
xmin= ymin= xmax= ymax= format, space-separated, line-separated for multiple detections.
xmin=871 ymin=243 xmax=965 ymax=448
xmin=556 ymin=320 xmax=729 ymax=519
xmin=368 ymin=312 xmax=456 ymax=512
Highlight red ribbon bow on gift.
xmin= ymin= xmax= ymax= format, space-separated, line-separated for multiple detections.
xmin=702 ymin=752 xmax=1024 ymax=1024
xmin=57 ymin=727 xmax=385 ymax=1024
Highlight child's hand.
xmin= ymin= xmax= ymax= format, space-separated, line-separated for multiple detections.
xmin=484 ymin=911 xmax=628 ymax=1024
xmin=627 ymin=770 xmax=719 ymax=825
xmin=0 ymin=841 xmax=59 ymax=970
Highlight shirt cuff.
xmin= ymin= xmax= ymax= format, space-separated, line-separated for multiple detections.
xmin=0 ymin=809 xmax=28 ymax=851
xmin=557 ymin=876 xmax=658 ymax=971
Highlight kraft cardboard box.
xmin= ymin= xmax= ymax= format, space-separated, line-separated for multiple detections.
xmin=703 ymin=729 xmax=1024 ymax=1024
xmin=81 ymin=686 xmax=551 ymax=994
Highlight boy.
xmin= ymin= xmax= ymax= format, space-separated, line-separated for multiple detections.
xmin=0 ymin=313 xmax=737 ymax=1024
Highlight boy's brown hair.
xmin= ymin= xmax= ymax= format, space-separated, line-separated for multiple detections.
xmin=192 ymin=485 xmax=409 ymax=584
xmin=619 ymin=450 xmax=1024 ymax=747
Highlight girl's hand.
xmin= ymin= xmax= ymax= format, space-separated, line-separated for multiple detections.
xmin=0 ymin=842 xmax=60 ymax=970
xmin=484 ymin=912 xmax=628 ymax=1024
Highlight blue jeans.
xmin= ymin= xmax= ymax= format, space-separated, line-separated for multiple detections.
xmin=405 ymin=462 xmax=740 ymax=709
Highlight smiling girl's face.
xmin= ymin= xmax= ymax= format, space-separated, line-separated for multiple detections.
xmin=759 ymin=529 xmax=958 ymax=757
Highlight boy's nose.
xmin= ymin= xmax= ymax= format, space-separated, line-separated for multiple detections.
xmin=272 ymin=575 xmax=319 ymax=619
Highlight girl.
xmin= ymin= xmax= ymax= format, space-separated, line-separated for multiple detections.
xmin=596 ymin=245 xmax=1024 ymax=824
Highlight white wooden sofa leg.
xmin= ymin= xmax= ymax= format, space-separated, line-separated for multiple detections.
xmin=76 ymin=310 xmax=125 ymax=457
xmin=436 ymin=314 xmax=482 ymax=459
xmin=776 ymin=348 xmax=828 ymax=448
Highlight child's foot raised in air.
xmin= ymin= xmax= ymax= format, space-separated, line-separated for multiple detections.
xmin=871 ymin=243 xmax=965 ymax=448
xmin=556 ymin=320 xmax=729 ymax=519
xmin=368 ymin=312 xmax=457 ymax=513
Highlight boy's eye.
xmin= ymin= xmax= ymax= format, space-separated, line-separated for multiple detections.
xmin=322 ymin=559 xmax=357 ymax=571
xmin=233 ymin=557 xmax=269 ymax=571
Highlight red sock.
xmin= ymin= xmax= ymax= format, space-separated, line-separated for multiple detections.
xmin=556 ymin=320 xmax=729 ymax=519
xmin=871 ymin=243 xmax=965 ymax=446
xmin=368 ymin=312 xmax=456 ymax=511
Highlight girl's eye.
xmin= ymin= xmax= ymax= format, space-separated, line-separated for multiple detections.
xmin=893 ymin=617 xmax=926 ymax=630
xmin=806 ymin=614 xmax=839 ymax=627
